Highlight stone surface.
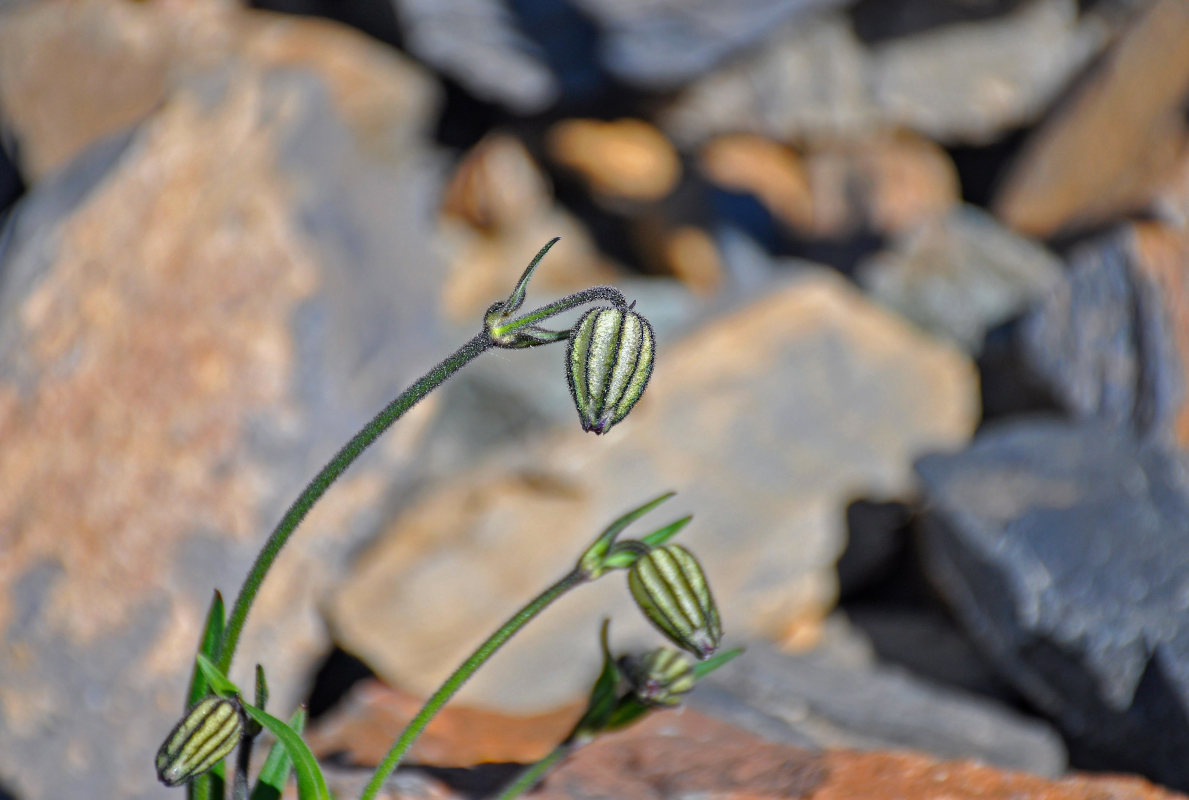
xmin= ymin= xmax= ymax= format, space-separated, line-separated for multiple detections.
xmin=391 ymin=0 xmax=559 ymax=113
xmin=1018 ymin=225 xmax=1189 ymax=447
xmin=994 ymin=0 xmax=1189 ymax=237
xmin=531 ymin=710 xmax=1180 ymax=800
xmin=0 ymin=4 xmax=446 ymax=798
xmin=329 ymin=269 xmax=979 ymax=712
xmin=661 ymin=0 xmax=1105 ymax=146
xmin=917 ymin=419 xmax=1189 ymax=789
xmin=693 ymin=640 xmax=1067 ymax=776
xmin=546 ymin=118 xmax=682 ymax=203
xmin=859 ymin=205 xmax=1064 ymax=352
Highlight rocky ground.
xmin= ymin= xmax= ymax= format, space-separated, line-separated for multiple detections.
xmin=1 ymin=0 xmax=1189 ymax=799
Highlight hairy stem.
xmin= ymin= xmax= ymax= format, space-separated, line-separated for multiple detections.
xmin=217 ymin=332 xmax=492 ymax=673
xmin=491 ymin=286 xmax=628 ymax=338
xmin=359 ymin=570 xmax=588 ymax=800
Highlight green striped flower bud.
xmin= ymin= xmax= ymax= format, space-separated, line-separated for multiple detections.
xmin=567 ymin=306 xmax=654 ymax=434
xmin=155 ymin=695 xmax=244 ymax=786
xmin=619 ymin=647 xmax=696 ymax=707
xmin=628 ymin=544 xmax=722 ymax=659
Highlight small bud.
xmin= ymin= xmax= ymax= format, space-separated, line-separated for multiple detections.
xmin=619 ymin=648 xmax=696 ymax=707
xmin=156 ymin=695 xmax=244 ymax=787
xmin=628 ymin=544 xmax=722 ymax=659
xmin=567 ymin=306 xmax=654 ymax=434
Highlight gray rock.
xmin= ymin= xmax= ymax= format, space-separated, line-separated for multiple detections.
xmin=917 ymin=419 xmax=1189 ymax=788
xmin=392 ymin=0 xmax=559 ymax=113
xmin=1019 ymin=230 xmax=1185 ymax=444
xmin=859 ymin=206 xmax=1064 ymax=353
xmin=693 ymin=638 xmax=1067 ymax=776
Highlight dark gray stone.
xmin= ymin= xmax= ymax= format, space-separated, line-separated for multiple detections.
xmin=1019 ymin=232 xmax=1185 ymax=444
xmin=694 ymin=638 xmax=1067 ymax=776
xmin=917 ymin=419 xmax=1189 ymax=788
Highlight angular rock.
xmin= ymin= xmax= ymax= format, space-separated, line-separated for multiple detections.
xmin=693 ymin=639 xmax=1066 ymax=776
xmin=0 ymin=5 xmax=445 ymax=799
xmin=532 ymin=710 xmax=1180 ymax=800
xmin=662 ymin=0 xmax=1105 ymax=146
xmin=994 ymin=0 xmax=1189 ymax=237
xmin=329 ymin=268 xmax=979 ymax=712
xmin=859 ymin=205 xmax=1064 ymax=353
xmin=917 ymin=419 xmax=1189 ymax=789
xmin=1018 ymin=226 xmax=1189 ymax=447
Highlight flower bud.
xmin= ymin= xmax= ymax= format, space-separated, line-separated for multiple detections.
xmin=628 ymin=544 xmax=722 ymax=659
xmin=156 ymin=695 xmax=244 ymax=786
xmin=567 ymin=306 xmax=654 ymax=434
xmin=619 ymin=647 xmax=696 ymax=707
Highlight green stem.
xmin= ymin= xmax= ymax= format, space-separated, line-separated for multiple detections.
xmin=491 ymin=287 xmax=628 ymax=339
xmin=494 ymin=743 xmax=572 ymax=800
xmin=359 ymin=570 xmax=588 ymax=800
xmin=217 ymin=332 xmax=493 ymax=674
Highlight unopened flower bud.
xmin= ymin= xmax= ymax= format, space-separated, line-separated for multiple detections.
xmin=620 ymin=647 xmax=696 ymax=707
xmin=628 ymin=544 xmax=722 ymax=659
xmin=156 ymin=695 xmax=244 ymax=787
xmin=567 ymin=306 xmax=654 ymax=434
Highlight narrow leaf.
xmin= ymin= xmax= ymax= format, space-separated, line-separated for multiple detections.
xmin=241 ymin=704 xmax=330 ymax=800
xmin=499 ymin=237 xmax=560 ymax=314
xmin=255 ymin=664 xmax=269 ymax=712
xmin=196 ymin=653 xmax=241 ymax=697
xmin=640 ymin=515 xmax=693 ymax=549
xmin=249 ymin=707 xmax=307 ymax=800
xmin=187 ymin=591 xmax=226 ymax=708
xmin=692 ymin=647 xmax=744 ymax=679
xmin=581 ymin=492 xmax=675 ymax=573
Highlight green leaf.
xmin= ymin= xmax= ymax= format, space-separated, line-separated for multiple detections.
xmin=187 ymin=591 xmax=225 ymax=708
xmin=250 ymin=707 xmax=307 ymax=800
xmin=196 ymin=653 xmax=241 ymax=697
xmin=241 ymin=704 xmax=330 ymax=800
xmin=579 ymin=492 xmax=675 ymax=577
xmin=571 ymin=620 xmax=622 ymax=739
xmin=255 ymin=664 xmax=269 ymax=712
xmin=640 ymin=515 xmax=693 ymax=549
xmin=499 ymin=237 xmax=560 ymax=314
xmin=692 ymin=647 xmax=744 ymax=679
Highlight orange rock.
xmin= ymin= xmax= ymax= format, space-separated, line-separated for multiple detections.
xmin=994 ymin=0 xmax=1189 ymax=237
xmin=547 ymin=118 xmax=682 ymax=202
xmin=700 ymin=134 xmax=814 ymax=231
xmin=308 ymin=680 xmax=583 ymax=767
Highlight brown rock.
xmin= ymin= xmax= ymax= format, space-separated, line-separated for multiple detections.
xmin=699 ymin=134 xmax=814 ymax=230
xmin=330 ymin=270 xmax=979 ymax=712
xmin=0 ymin=4 xmax=442 ymax=798
xmin=546 ymin=118 xmax=682 ymax=203
xmin=308 ymin=680 xmax=582 ymax=767
xmin=994 ymin=0 xmax=1189 ymax=237
xmin=437 ymin=132 xmax=619 ymax=322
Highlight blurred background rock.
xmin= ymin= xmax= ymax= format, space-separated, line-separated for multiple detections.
xmin=1 ymin=0 xmax=1188 ymax=798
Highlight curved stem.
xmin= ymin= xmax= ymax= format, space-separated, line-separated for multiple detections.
xmin=493 ymin=743 xmax=572 ymax=800
xmin=491 ymin=287 xmax=628 ymax=340
xmin=217 ymin=332 xmax=493 ymax=673
xmin=359 ymin=569 xmax=588 ymax=800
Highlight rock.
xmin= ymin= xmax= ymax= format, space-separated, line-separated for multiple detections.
xmin=858 ymin=205 xmax=1064 ymax=353
xmin=391 ymin=0 xmax=559 ymax=113
xmin=917 ymin=419 xmax=1189 ymax=789
xmin=307 ymin=680 xmax=582 ymax=767
xmin=994 ymin=0 xmax=1189 ymax=238
xmin=0 ymin=5 xmax=446 ymax=798
xmin=661 ymin=0 xmax=1106 ymax=147
xmin=532 ymin=710 xmax=1181 ymax=800
xmin=546 ymin=118 xmax=682 ymax=204
xmin=700 ymin=131 xmax=958 ymax=240
xmin=569 ymin=0 xmax=854 ymax=90
xmin=1018 ymin=225 xmax=1189 ymax=447
xmin=693 ymin=639 xmax=1066 ymax=776
xmin=329 ymin=268 xmax=979 ymax=712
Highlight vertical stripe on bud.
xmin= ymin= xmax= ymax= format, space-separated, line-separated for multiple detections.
xmin=567 ymin=306 xmax=654 ymax=434
xmin=628 ymin=544 xmax=722 ymax=659
xmin=620 ymin=647 xmax=696 ymax=707
xmin=156 ymin=695 xmax=243 ymax=787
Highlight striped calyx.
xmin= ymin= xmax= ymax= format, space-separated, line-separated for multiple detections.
xmin=620 ymin=647 xmax=696 ymax=707
xmin=567 ymin=306 xmax=654 ymax=434
xmin=628 ymin=544 xmax=722 ymax=659
xmin=155 ymin=695 xmax=244 ymax=787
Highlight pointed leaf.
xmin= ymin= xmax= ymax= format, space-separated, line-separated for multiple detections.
xmin=255 ymin=664 xmax=269 ymax=712
xmin=499 ymin=237 xmax=560 ymax=314
xmin=196 ymin=653 xmax=241 ymax=697
xmin=249 ymin=707 xmax=307 ymax=800
xmin=692 ymin=647 xmax=744 ymax=679
xmin=187 ymin=591 xmax=225 ymax=707
xmin=640 ymin=515 xmax=693 ymax=549
xmin=241 ymin=703 xmax=330 ymax=800
xmin=579 ymin=492 xmax=675 ymax=577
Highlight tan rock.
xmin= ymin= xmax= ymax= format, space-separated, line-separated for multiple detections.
xmin=330 ymin=270 xmax=979 ymax=712
xmin=994 ymin=0 xmax=1189 ymax=237
xmin=700 ymin=134 xmax=814 ymax=231
xmin=546 ymin=118 xmax=682 ymax=203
